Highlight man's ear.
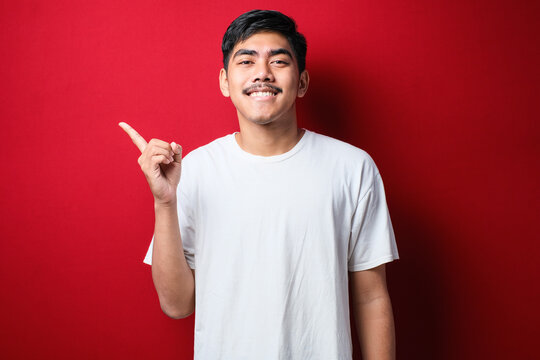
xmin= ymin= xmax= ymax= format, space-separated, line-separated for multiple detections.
xmin=297 ymin=70 xmax=310 ymax=98
xmin=219 ymin=68 xmax=230 ymax=97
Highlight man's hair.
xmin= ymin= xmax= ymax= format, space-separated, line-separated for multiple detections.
xmin=222 ymin=10 xmax=307 ymax=74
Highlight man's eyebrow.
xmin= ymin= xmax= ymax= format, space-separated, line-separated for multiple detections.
xmin=233 ymin=49 xmax=257 ymax=58
xmin=232 ymin=48 xmax=294 ymax=59
xmin=269 ymin=48 xmax=293 ymax=58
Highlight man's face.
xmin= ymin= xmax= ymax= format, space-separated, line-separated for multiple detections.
xmin=219 ymin=32 xmax=309 ymax=126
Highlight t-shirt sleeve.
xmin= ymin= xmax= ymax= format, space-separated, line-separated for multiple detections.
xmin=143 ymin=163 xmax=197 ymax=269
xmin=347 ymin=170 xmax=399 ymax=272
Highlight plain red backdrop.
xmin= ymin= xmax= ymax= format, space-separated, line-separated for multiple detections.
xmin=1 ymin=0 xmax=538 ymax=359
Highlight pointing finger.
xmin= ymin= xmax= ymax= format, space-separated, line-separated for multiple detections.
xmin=119 ymin=122 xmax=148 ymax=153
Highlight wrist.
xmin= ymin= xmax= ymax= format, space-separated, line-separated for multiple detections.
xmin=154 ymin=198 xmax=177 ymax=210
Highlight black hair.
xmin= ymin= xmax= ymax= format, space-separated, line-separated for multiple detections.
xmin=222 ymin=10 xmax=307 ymax=74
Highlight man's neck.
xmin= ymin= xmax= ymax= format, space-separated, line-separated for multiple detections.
xmin=235 ymin=119 xmax=305 ymax=157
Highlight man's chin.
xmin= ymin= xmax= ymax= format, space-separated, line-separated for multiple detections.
xmin=244 ymin=116 xmax=277 ymax=125
xmin=250 ymin=118 xmax=275 ymax=125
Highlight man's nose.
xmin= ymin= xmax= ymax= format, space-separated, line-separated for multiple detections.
xmin=251 ymin=61 xmax=274 ymax=82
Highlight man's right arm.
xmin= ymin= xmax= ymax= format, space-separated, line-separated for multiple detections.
xmin=152 ymin=201 xmax=195 ymax=319
xmin=119 ymin=122 xmax=195 ymax=319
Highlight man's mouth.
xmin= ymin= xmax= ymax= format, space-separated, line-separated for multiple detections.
xmin=243 ymin=85 xmax=282 ymax=97
xmin=249 ymin=91 xmax=277 ymax=97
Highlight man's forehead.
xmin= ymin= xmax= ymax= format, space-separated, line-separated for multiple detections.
xmin=232 ymin=31 xmax=293 ymax=52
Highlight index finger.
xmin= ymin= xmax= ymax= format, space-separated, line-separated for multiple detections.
xmin=118 ymin=122 xmax=148 ymax=152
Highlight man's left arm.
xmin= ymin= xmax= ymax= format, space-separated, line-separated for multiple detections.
xmin=349 ymin=264 xmax=396 ymax=360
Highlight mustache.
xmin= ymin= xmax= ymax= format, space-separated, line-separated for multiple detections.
xmin=242 ymin=83 xmax=283 ymax=95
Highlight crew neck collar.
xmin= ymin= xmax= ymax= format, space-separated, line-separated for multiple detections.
xmin=229 ymin=129 xmax=310 ymax=163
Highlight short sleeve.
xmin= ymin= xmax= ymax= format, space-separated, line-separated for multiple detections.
xmin=143 ymin=162 xmax=197 ymax=269
xmin=347 ymin=172 xmax=399 ymax=271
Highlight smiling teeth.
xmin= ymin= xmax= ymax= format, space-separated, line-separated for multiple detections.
xmin=250 ymin=91 xmax=275 ymax=97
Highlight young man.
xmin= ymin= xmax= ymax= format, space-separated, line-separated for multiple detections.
xmin=120 ymin=10 xmax=399 ymax=360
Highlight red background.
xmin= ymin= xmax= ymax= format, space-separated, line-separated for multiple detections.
xmin=1 ymin=0 xmax=538 ymax=359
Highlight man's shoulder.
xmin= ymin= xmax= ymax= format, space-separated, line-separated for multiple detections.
xmin=183 ymin=133 xmax=234 ymax=163
xmin=307 ymin=130 xmax=376 ymax=166
xmin=307 ymin=131 xmax=382 ymax=192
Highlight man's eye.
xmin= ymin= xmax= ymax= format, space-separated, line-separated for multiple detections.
xmin=273 ymin=60 xmax=289 ymax=65
xmin=239 ymin=60 xmax=252 ymax=65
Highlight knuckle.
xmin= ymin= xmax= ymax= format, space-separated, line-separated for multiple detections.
xmin=161 ymin=156 xmax=170 ymax=164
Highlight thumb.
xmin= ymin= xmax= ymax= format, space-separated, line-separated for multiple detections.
xmin=171 ymin=142 xmax=182 ymax=163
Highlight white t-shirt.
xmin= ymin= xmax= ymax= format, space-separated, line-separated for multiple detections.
xmin=144 ymin=129 xmax=399 ymax=360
